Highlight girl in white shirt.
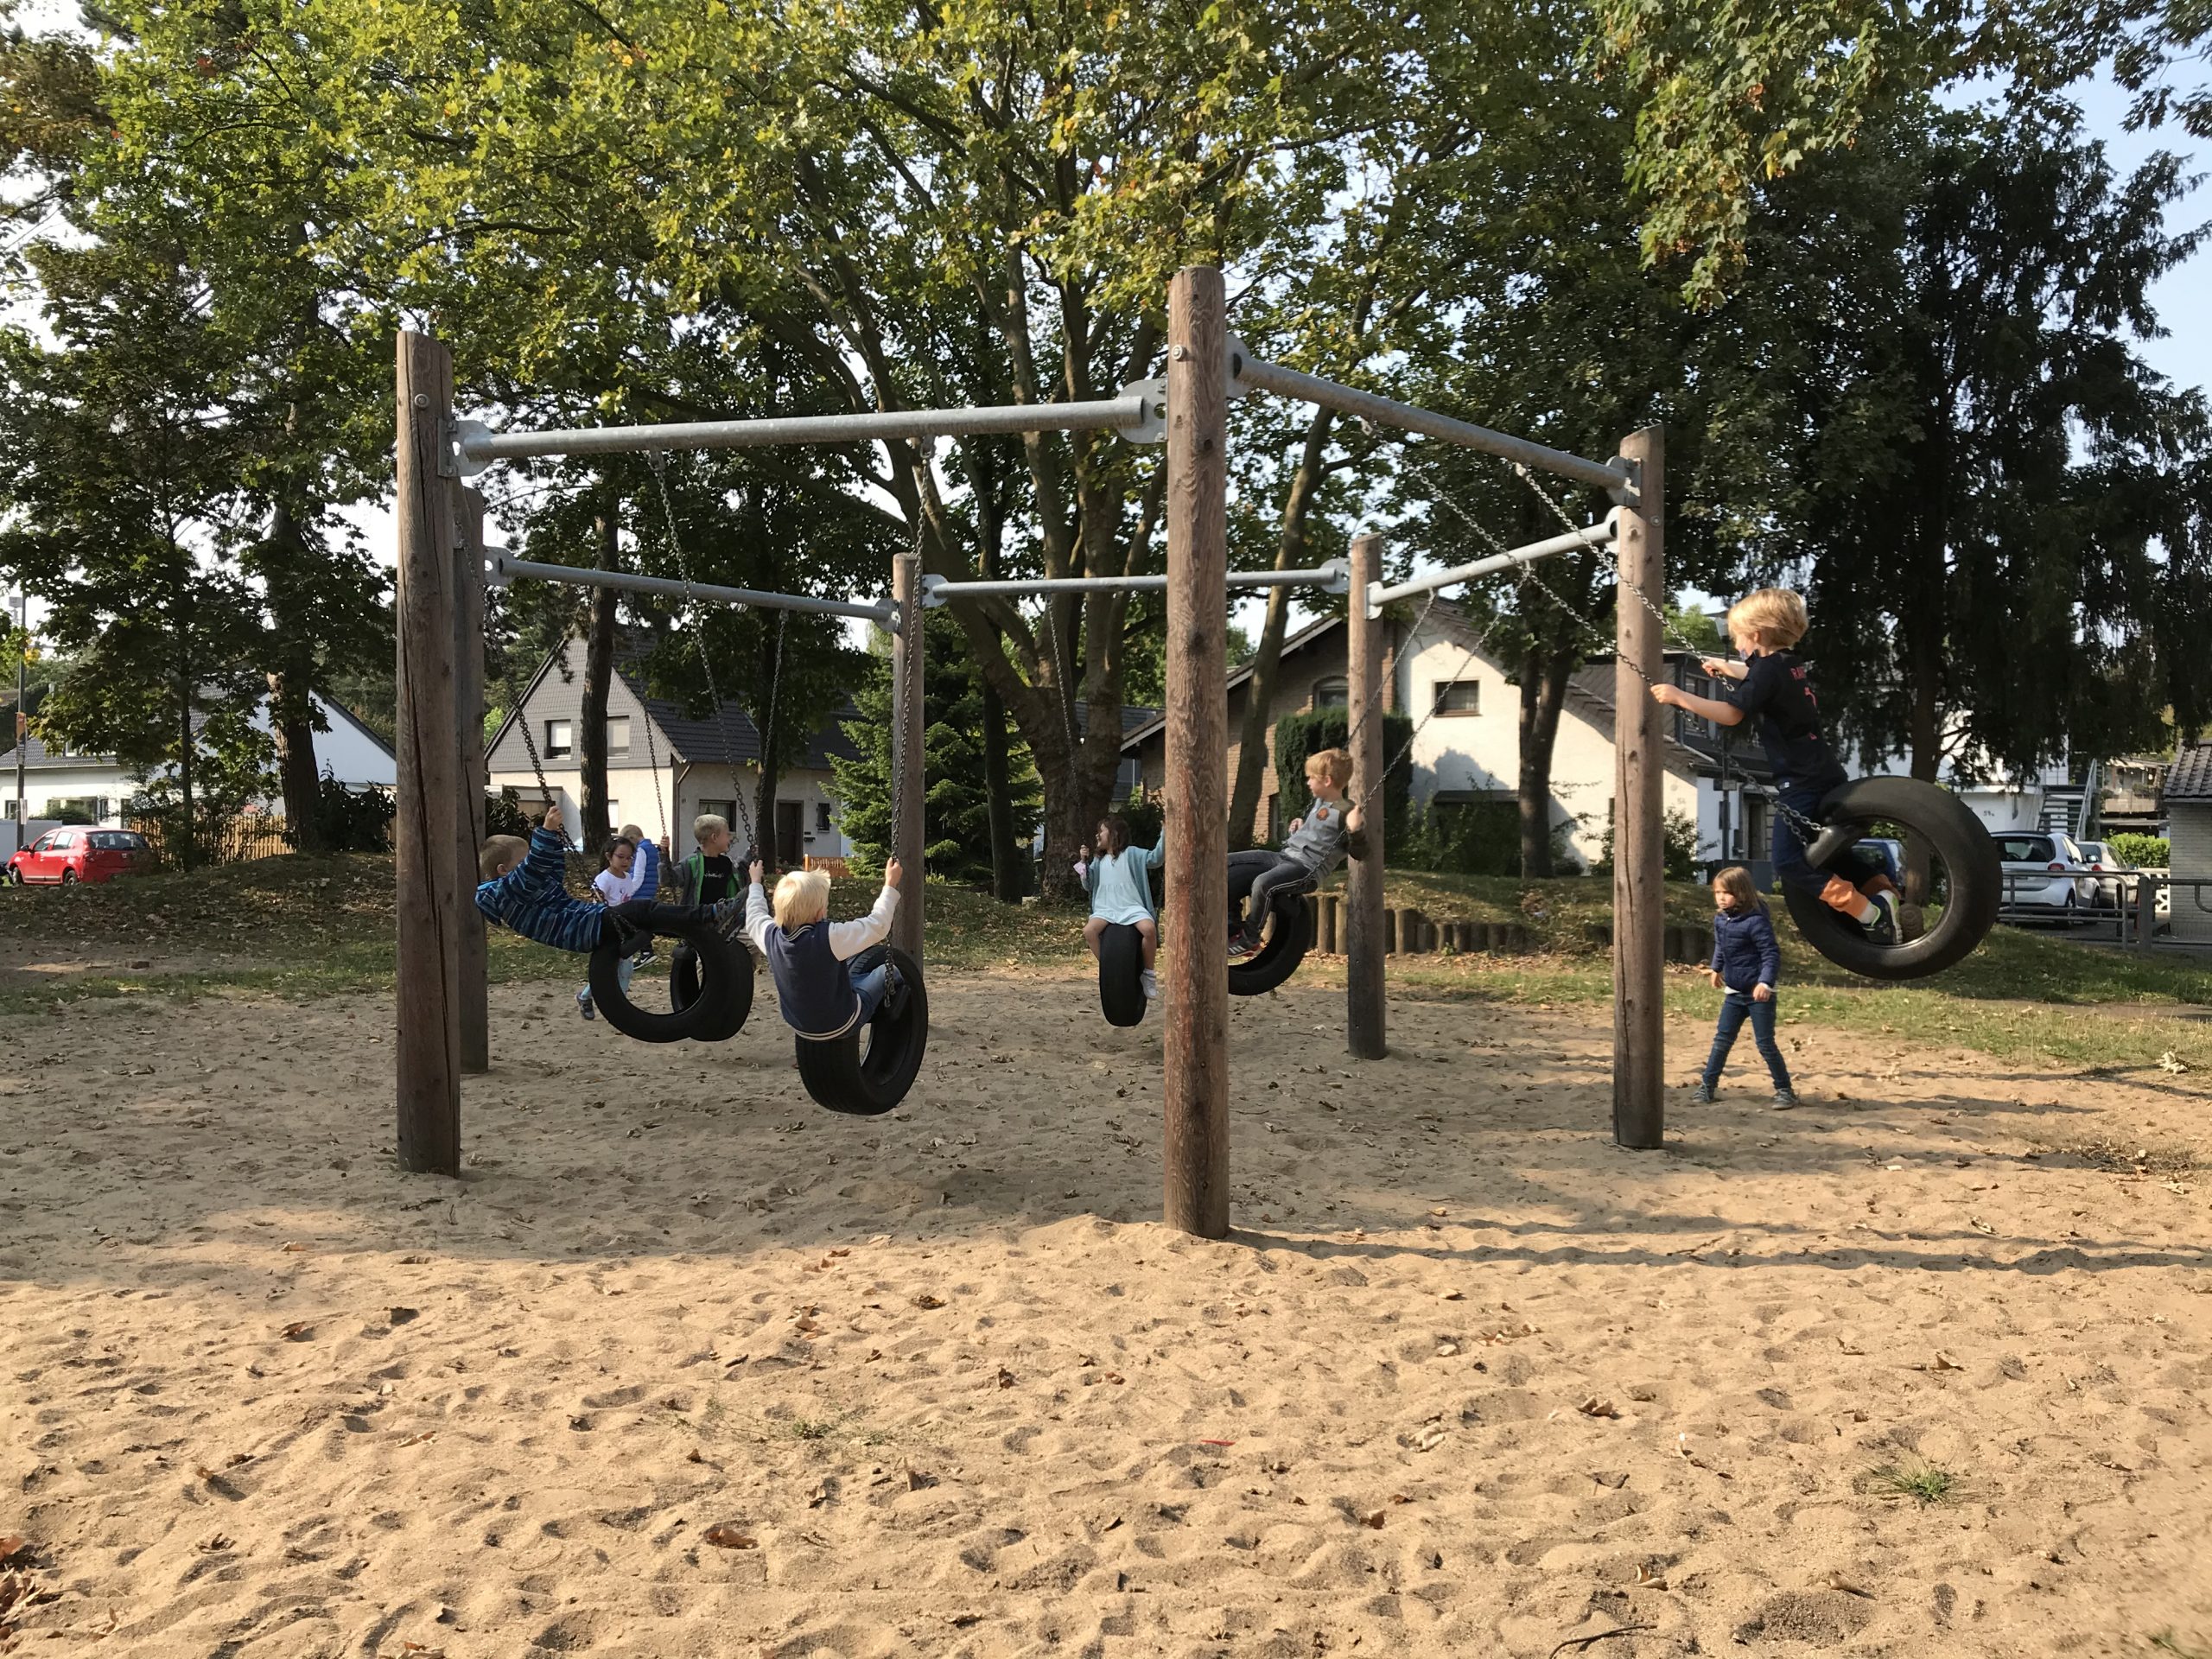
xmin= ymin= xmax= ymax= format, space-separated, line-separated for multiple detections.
xmin=577 ymin=836 xmax=645 ymax=1020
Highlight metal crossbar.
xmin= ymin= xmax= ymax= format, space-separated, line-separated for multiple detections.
xmin=486 ymin=551 xmax=898 ymax=628
xmin=920 ymin=561 xmax=1351 ymax=607
xmin=1234 ymin=357 xmax=1633 ymax=498
xmin=456 ymin=396 xmax=1153 ymax=467
xmin=1368 ymin=518 xmax=1618 ymax=613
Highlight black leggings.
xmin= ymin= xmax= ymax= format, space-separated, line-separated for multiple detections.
xmin=599 ymin=899 xmax=700 ymax=951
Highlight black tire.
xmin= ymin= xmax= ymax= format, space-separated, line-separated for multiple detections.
xmin=1225 ymin=849 xmax=1313 ymax=996
xmin=1098 ymin=922 xmax=1147 ymax=1027
xmin=669 ymin=935 xmax=751 ymax=1042
xmin=1779 ymin=777 xmax=2000 ymax=982
xmin=60 ymin=869 xmax=75 ymax=885
xmin=588 ymin=905 xmax=753 ymax=1044
xmin=794 ymin=946 xmax=929 ymax=1116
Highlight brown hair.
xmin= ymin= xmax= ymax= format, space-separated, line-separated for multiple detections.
xmin=1725 ymin=588 xmax=1809 ymax=649
xmin=1713 ymin=865 xmax=1766 ymax=913
xmin=1305 ymin=747 xmax=1353 ymax=788
xmin=1096 ymin=815 xmax=1130 ymax=857
xmin=480 ymin=835 xmax=529 ymax=880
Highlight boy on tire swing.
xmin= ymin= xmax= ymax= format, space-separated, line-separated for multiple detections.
xmin=478 ymin=805 xmax=741 ymax=959
xmin=1649 ymin=588 xmax=1904 ymax=943
xmin=742 ymin=855 xmax=907 ymax=1039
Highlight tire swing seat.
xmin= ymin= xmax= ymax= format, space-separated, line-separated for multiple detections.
xmin=1779 ymin=775 xmax=2002 ymax=982
xmin=1226 ymin=849 xmax=1313 ymax=997
xmin=587 ymin=904 xmax=754 ymax=1044
xmin=1097 ymin=922 xmax=1148 ymax=1027
xmin=667 ymin=926 xmax=753 ymax=1042
xmin=795 ymin=945 xmax=930 ymax=1116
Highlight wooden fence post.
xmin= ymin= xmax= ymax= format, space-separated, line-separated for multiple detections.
xmin=395 ymin=332 xmax=463 ymax=1173
xmin=1612 ymin=427 xmax=1665 ymax=1150
xmin=1163 ymin=265 xmax=1230 ymax=1239
xmin=454 ymin=485 xmax=490 ymax=1075
xmin=1345 ymin=531 xmax=1387 ymax=1060
xmin=891 ymin=551 xmax=925 ymax=965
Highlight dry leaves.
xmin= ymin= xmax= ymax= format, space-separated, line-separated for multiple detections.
xmin=993 ymin=1367 xmax=1015 ymax=1390
xmin=0 ymin=1538 xmax=24 ymax=1568
xmin=281 ymin=1321 xmax=313 ymax=1342
xmin=702 ymin=1528 xmax=757 ymax=1550
xmin=1359 ymin=1509 xmax=1386 ymax=1529
xmin=1633 ymin=1562 xmax=1669 ymax=1589
xmin=910 ymin=1293 xmax=946 ymax=1310
xmin=1912 ymin=1353 xmax=1964 ymax=1373
xmin=1575 ymin=1397 xmax=1621 ymax=1420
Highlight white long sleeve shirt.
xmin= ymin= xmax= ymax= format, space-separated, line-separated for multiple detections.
xmin=743 ymin=880 xmax=900 ymax=961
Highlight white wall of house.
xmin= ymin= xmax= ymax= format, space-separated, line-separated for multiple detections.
xmin=2167 ymin=804 xmax=2212 ymax=943
xmin=486 ymin=758 xmax=854 ymax=864
xmin=1391 ymin=627 xmax=1697 ymax=869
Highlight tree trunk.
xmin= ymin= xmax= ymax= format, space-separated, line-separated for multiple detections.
xmin=1516 ymin=642 xmax=1576 ymax=876
xmin=175 ymin=665 xmax=196 ymax=874
xmin=579 ymin=485 xmax=619 ymax=858
xmin=260 ymin=495 xmax=327 ymax=853
xmin=976 ymin=504 xmax=1025 ymax=902
xmin=1227 ymin=406 xmax=1336 ymax=849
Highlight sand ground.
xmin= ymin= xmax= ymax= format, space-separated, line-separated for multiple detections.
xmin=3 ymin=970 xmax=2209 ymax=1657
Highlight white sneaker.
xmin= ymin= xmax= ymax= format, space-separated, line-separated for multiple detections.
xmin=1141 ymin=969 xmax=1159 ymax=999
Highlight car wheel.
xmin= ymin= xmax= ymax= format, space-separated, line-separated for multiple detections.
xmin=60 ymin=869 xmax=77 ymax=885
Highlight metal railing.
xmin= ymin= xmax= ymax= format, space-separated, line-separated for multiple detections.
xmin=1999 ymin=868 xmax=2212 ymax=952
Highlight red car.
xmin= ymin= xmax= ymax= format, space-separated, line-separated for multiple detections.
xmin=4 ymin=828 xmax=156 ymax=886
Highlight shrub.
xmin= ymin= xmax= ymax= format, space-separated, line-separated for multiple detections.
xmin=1593 ymin=807 xmax=1707 ymax=880
xmin=293 ymin=770 xmax=396 ymax=854
xmin=1272 ymin=708 xmax=1413 ymax=852
xmin=485 ymin=789 xmax=532 ymax=838
xmin=2107 ymin=832 xmax=2169 ymax=868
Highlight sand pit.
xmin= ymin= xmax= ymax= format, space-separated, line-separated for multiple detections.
xmin=3 ymin=973 xmax=2208 ymax=1656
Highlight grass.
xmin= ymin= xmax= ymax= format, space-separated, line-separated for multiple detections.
xmin=1859 ymin=1459 xmax=1959 ymax=1506
xmin=2151 ymin=1633 xmax=2212 ymax=1659
xmin=1 ymin=852 xmax=2203 ymax=1076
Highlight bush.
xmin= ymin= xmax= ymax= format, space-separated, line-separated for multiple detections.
xmin=485 ymin=790 xmax=532 ymax=838
xmin=1272 ymin=708 xmax=1413 ymax=852
xmin=1594 ymin=807 xmax=1707 ymax=880
xmin=2106 ymin=832 xmax=2169 ymax=868
xmin=292 ymin=770 xmax=396 ymax=854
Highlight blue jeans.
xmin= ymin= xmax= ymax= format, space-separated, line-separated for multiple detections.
xmin=1772 ymin=779 xmax=1882 ymax=904
xmin=1701 ymin=992 xmax=1793 ymax=1093
xmin=850 ymin=961 xmax=890 ymax=1027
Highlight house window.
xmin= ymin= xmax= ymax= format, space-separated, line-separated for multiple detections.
xmin=816 ymin=802 xmax=833 ymax=832
xmin=543 ymin=719 xmax=573 ymax=759
xmin=1432 ymin=678 xmax=1480 ymax=716
xmin=699 ymin=800 xmax=736 ymax=836
xmin=1744 ymin=793 xmax=1770 ymax=856
xmin=606 ymin=716 xmax=630 ymax=754
xmin=1312 ymin=676 xmax=1348 ymax=710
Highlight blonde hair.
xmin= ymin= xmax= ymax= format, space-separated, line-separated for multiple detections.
xmin=1726 ymin=588 xmax=1809 ymax=649
xmin=692 ymin=813 xmax=730 ymax=846
xmin=1713 ymin=865 xmax=1767 ymax=912
xmin=618 ymin=823 xmax=645 ymax=842
xmin=1305 ymin=747 xmax=1353 ymax=788
xmin=772 ymin=867 xmax=830 ymax=930
xmin=480 ymin=835 xmax=529 ymax=880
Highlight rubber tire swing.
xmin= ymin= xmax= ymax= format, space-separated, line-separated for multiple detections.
xmin=667 ymin=934 xmax=753 ymax=1042
xmin=1780 ymin=775 xmax=2002 ymax=982
xmin=1226 ymin=849 xmax=1312 ymax=996
xmin=795 ymin=945 xmax=930 ymax=1116
xmin=587 ymin=905 xmax=753 ymax=1044
xmin=1097 ymin=923 xmax=1148 ymax=1027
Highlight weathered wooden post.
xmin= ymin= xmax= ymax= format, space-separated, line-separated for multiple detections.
xmin=1612 ymin=426 xmax=1665 ymax=1149
xmin=891 ymin=551 xmax=925 ymax=965
xmin=1345 ymin=531 xmax=1387 ymax=1060
xmin=1163 ymin=265 xmax=1231 ymax=1239
xmin=454 ymin=484 xmax=490 ymax=1075
xmin=395 ymin=332 xmax=463 ymax=1173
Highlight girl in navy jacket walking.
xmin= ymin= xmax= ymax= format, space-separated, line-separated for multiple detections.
xmin=1695 ymin=866 xmax=1798 ymax=1108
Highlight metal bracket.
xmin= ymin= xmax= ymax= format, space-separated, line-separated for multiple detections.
xmin=454 ymin=418 xmax=497 ymax=479
xmin=1606 ymin=454 xmax=1641 ymax=509
xmin=435 ymin=417 xmax=460 ymax=480
xmin=484 ymin=550 xmax=513 ymax=591
xmin=918 ymin=573 xmax=950 ymax=610
xmin=1364 ymin=581 xmax=1385 ymax=622
xmin=1313 ymin=556 xmax=1351 ymax=596
xmin=1224 ymin=334 xmax=1255 ymax=401
xmin=1119 ymin=378 xmax=1167 ymax=445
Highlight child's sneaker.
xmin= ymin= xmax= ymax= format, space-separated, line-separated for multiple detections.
xmin=1141 ymin=968 xmax=1159 ymax=1000
xmin=631 ymin=944 xmax=658 ymax=968
xmin=1689 ymin=1082 xmax=1715 ymax=1104
xmin=1771 ymin=1087 xmax=1800 ymax=1109
xmin=575 ymin=988 xmax=595 ymax=1021
xmin=710 ymin=896 xmax=744 ymax=927
xmin=1863 ymin=890 xmax=1901 ymax=945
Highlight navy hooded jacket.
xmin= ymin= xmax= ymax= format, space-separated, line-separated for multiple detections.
xmin=1710 ymin=902 xmax=1783 ymax=994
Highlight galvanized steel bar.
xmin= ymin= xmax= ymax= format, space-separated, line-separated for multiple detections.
xmin=1236 ymin=357 xmax=1632 ymax=497
xmin=460 ymin=394 xmax=1152 ymax=465
xmin=1368 ymin=518 xmax=1617 ymax=613
xmin=921 ymin=561 xmax=1350 ymax=607
xmin=487 ymin=551 xmax=898 ymax=628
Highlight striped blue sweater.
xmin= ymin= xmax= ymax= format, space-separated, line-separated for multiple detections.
xmin=475 ymin=826 xmax=605 ymax=953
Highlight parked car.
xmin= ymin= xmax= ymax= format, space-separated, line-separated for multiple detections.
xmin=3 ymin=827 xmax=156 ymax=886
xmin=1991 ymin=830 xmax=2093 ymax=921
xmin=2073 ymin=841 xmax=2133 ymax=911
xmin=1857 ymin=836 xmax=1904 ymax=887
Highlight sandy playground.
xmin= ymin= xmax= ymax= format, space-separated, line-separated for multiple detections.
xmin=3 ymin=970 xmax=2209 ymax=1657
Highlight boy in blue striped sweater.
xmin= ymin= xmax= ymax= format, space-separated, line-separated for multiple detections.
xmin=478 ymin=805 xmax=738 ymax=957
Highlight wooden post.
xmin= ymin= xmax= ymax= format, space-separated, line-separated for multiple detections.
xmin=454 ymin=485 xmax=490 ymax=1075
xmin=1162 ymin=265 xmax=1230 ymax=1240
xmin=1345 ymin=531 xmax=1387 ymax=1060
xmin=1612 ymin=426 xmax=1665 ymax=1150
xmin=890 ymin=551 xmax=925 ymax=965
xmin=394 ymin=332 xmax=463 ymax=1174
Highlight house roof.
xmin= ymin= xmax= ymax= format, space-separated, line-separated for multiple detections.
xmin=0 ymin=692 xmax=388 ymax=772
xmin=1118 ymin=613 xmax=1341 ymax=750
xmin=2164 ymin=744 xmax=2212 ymax=803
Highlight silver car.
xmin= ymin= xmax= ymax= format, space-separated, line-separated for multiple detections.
xmin=1993 ymin=831 xmax=2094 ymax=921
xmin=2073 ymin=841 xmax=2133 ymax=911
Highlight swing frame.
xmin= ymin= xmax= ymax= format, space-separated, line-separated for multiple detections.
xmin=392 ymin=282 xmax=1669 ymax=1230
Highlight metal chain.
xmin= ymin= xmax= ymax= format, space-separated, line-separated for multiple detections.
xmin=640 ymin=693 xmax=668 ymax=845
xmin=645 ymin=449 xmax=760 ymax=860
xmin=1046 ymin=596 xmax=1083 ymax=782
xmin=887 ymin=533 xmax=923 ymax=871
xmin=1507 ymin=449 xmax=1714 ymax=660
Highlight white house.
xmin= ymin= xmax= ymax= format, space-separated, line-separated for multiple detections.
xmin=0 ymin=693 xmax=394 ymax=830
xmin=486 ymin=634 xmax=862 ymax=866
xmin=2161 ymin=744 xmax=2210 ymax=944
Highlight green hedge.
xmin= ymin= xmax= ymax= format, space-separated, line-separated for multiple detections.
xmin=2106 ymin=832 xmax=2169 ymax=868
xmin=1271 ymin=708 xmax=1413 ymax=851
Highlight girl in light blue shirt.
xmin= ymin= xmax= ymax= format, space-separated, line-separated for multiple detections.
xmin=1077 ymin=814 xmax=1165 ymax=1001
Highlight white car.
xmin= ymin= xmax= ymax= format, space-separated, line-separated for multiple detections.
xmin=1993 ymin=831 xmax=2094 ymax=921
xmin=2072 ymin=841 xmax=2133 ymax=911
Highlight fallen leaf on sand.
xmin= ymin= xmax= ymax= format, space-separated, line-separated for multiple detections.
xmin=197 ymin=1534 xmax=232 ymax=1552
xmin=1435 ymin=1342 xmax=1461 ymax=1357
xmin=1360 ymin=1509 xmax=1386 ymax=1529
xmin=399 ymin=1431 xmax=435 ymax=1446
xmin=687 ymin=1450 xmax=706 ymax=1464
xmin=282 ymin=1322 xmax=313 ymax=1341
xmin=1836 ymin=1338 xmax=1864 ymax=1355
xmin=911 ymin=1294 xmax=946 ymax=1310
xmin=1198 ymin=1439 xmax=1235 ymax=1448
xmin=1103 ymin=1372 xmax=1124 ymax=1384
xmin=1576 ymin=1398 xmax=1621 ymax=1420
xmin=1440 ymin=1289 xmax=1465 ymax=1301
xmin=1913 ymin=1353 xmax=1963 ymax=1373
xmin=906 ymin=1468 xmax=934 ymax=1491
xmin=1415 ymin=1426 xmax=1447 ymax=1452
xmin=2158 ymin=1051 xmax=2189 ymax=1074
xmin=703 ymin=1528 xmax=757 ymax=1549
xmin=994 ymin=1367 xmax=1015 ymax=1389
xmin=0 ymin=1535 xmax=24 ymax=1566
xmin=1968 ymin=1218 xmax=1995 ymax=1236
xmin=281 ymin=1242 xmax=308 ymax=1254
xmin=1828 ymin=1570 xmax=1874 ymax=1598
xmin=1634 ymin=1562 xmax=1668 ymax=1589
